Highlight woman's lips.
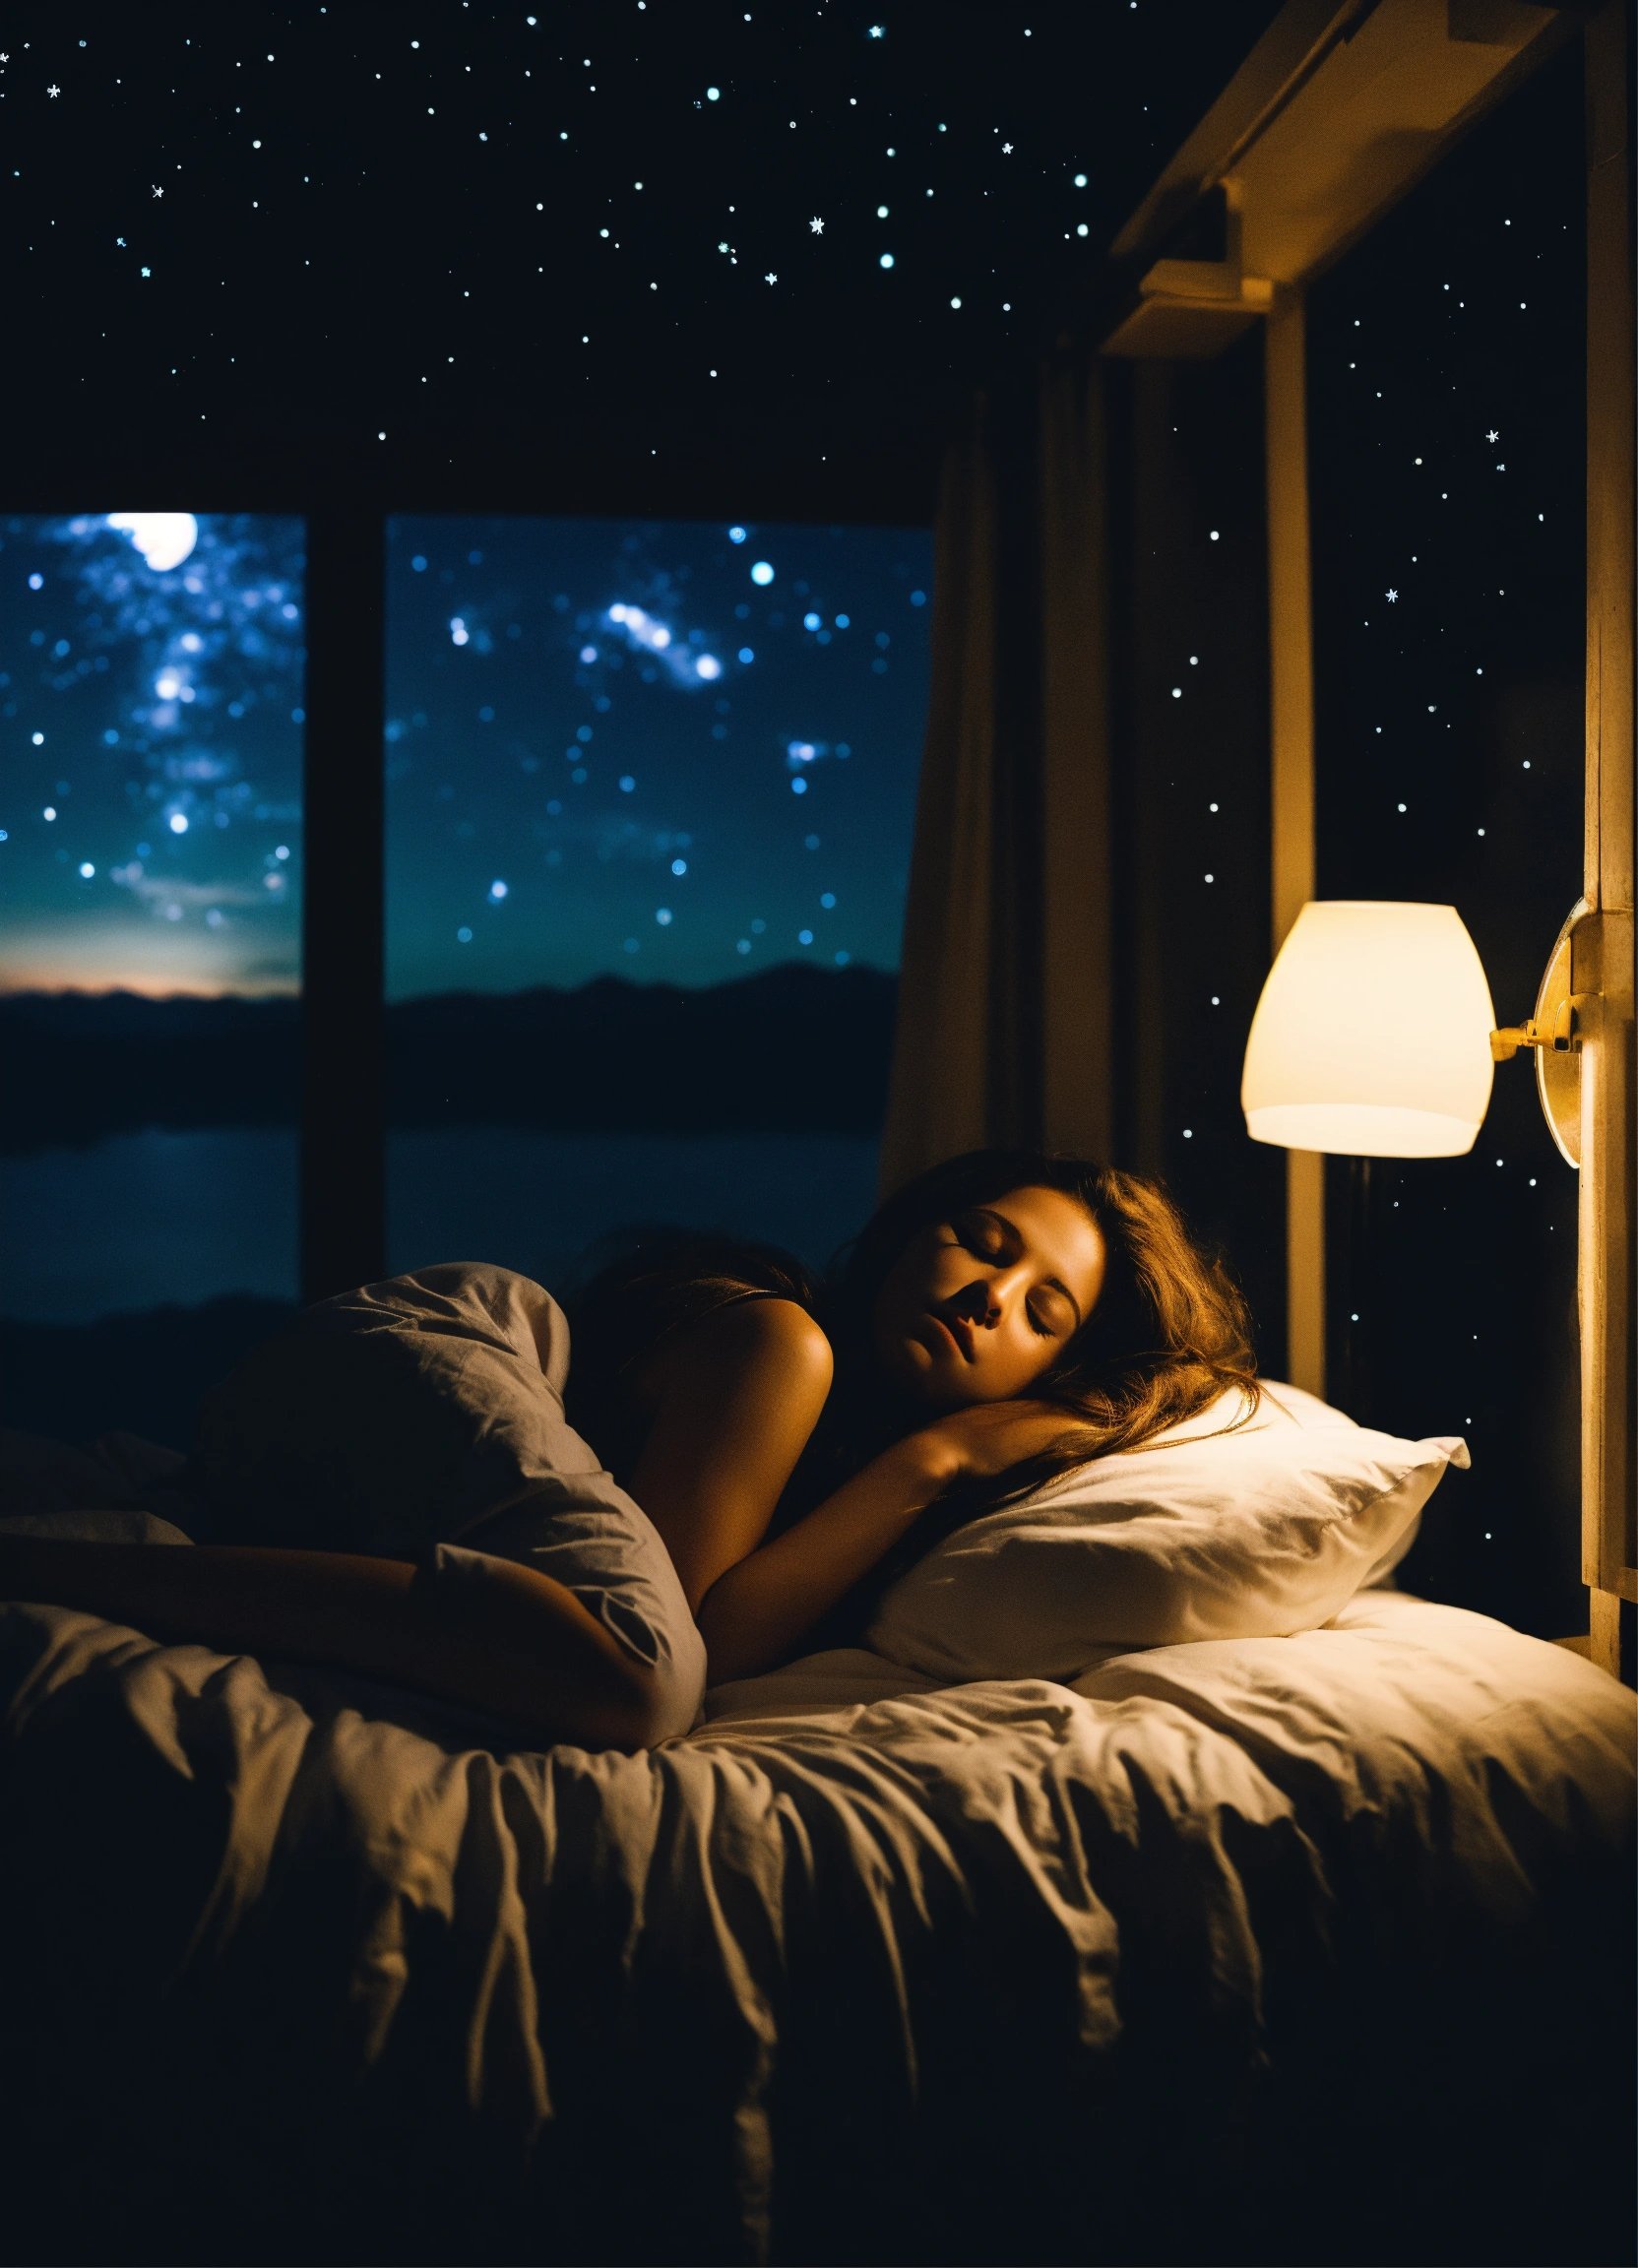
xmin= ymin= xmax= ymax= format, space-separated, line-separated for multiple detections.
xmin=925 ymin=1312 xmax=976 ymax=1361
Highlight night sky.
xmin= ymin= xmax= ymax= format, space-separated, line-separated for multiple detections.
xmin=0 ymin=507 xmax=931 ymax=996
xmin=0 ymin=10 xmax=1589 ymax=1213
xmin=0 ymin=0 xmax=1289 ymax=1004
xmin=0 ymin=511 xmax=304 ymax=995
xmin=0 ymin=4 xmax=1286 ymax=473
xmin=382 ymin=512 xmax=932 ymax=996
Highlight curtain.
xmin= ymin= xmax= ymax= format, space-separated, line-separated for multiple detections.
xmin=878 ymin=348 xmax=1115 ymax=1198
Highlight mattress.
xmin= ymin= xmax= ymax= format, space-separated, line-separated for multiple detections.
xmin=0 ymin=1558 xmax=1631 ymax=2267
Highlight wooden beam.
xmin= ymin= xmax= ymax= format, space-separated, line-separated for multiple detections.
xmin=1264 ymin=289 xmax=1326 ymax=1398
xmin=1231 ymin=0 xmax=1578 ymax=290
xmin=0 ymin=420 xmax=945 ymax=535
xmin=1099 ymin=0 xmax=1578 ymax=360
xmin=1110 ymin=1 xmax=1377 ymax=265
xmin=1581 ymin=0 xmax=1637 ymax=1666
xmin=299 ymin=500 xmax=387 ymax=1306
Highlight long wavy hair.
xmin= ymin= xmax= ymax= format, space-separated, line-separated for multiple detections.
xmin=560 ymin=1150 xmax=1261 ymax=1635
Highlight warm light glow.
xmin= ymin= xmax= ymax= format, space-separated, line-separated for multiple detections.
xmin=1241 ymin=901 xmax=1496 ymax=1157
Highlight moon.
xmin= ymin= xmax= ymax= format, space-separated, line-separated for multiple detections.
xmin=105 ymin=513 xmax=200 ymax=572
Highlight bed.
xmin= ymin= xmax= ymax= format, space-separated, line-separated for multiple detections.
xmin=0 ymin=1412 xmax=1631 ymax=2268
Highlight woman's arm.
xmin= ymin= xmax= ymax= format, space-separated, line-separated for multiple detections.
xmin=623 ymin=1295 xmax=837 ymax=1612
xmin=0 ymin=1534 xmax=662 ymax=1750
xmin=691 ymin=1398 xmax=1089 ymax=1685
xmin=693 ymin=1428 xmax=961 ymax=1683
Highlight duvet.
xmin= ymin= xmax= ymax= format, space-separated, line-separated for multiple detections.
xmin=0 ymin=1560 xmax=1632 ymax=2267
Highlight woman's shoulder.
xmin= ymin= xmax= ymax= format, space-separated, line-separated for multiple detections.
xmin=565 ymin=1228 xmax=819 ymax=1332
xmin=561 ymin=1228 xmax=826 ymax=1403
xmin=558 ymin=1230 xmax=831 ymax=1484
xmin=633 ymin=1290 xmax=833 ymax=1399
xmin=630 ymin=1296 xmax=821 ymax=1378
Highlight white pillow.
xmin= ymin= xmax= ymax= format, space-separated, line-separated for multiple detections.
xmin=864 ymin=1380 xmax=1467 ymax=1683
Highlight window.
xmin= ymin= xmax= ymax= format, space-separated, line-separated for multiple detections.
xmin=383 ymin=515 xmax=932 ymax=1291
xmin=0 ymin=512 xmax=305 ymax=1444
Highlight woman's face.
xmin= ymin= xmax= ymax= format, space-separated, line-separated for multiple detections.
xmin=870 ymin=1183 xmax=1108 ymax=1412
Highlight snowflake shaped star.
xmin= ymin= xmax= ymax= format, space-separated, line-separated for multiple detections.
xmin=765 ymin=271 xmax=777 ymax=284
xmin=809 ymin=217 xmax=824 ymax=234
xmin=1386 ymin=588 xmax=1399 ymax=602
xmin=47 ymin=83 xmax=60 ymax=96
xmin=1002 ymin=142 xmax=1013 ymax=154
xmin=1485 ymin=428 xmax=1499 ymax=442
xmin=152 ymin=184 xmax=164 ymax=198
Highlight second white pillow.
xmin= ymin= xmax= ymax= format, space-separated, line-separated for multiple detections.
xmin=864 ymin=1382 xmax=1467 ymax=1683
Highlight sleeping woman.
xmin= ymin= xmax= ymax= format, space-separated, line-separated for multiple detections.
xmin=0 ymin=1147 xmax=1258 ymax=1751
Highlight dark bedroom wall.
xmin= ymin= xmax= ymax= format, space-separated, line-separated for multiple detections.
xmin=1105 ymin=330 xmax=1287 ymax=1379
xmin=1306 ymin=35 xmax=1587 ymax=1639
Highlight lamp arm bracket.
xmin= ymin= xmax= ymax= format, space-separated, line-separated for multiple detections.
xmin=1490 ymin=994 xmax=1588 ymax=1061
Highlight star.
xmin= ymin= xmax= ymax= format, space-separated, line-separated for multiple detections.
xmin=47 ymin=83 xmax=60 ymax=96
xmin=1002 ymin=142 xmax=1013 ymax=154
xmin=1485 ymin=428 xmax=1499 ymax=442
xmin=116 ymin=236 xmax=125 ymax=248
xmin=1386 ymin=589 xmax=1398 ymax=601
xmin=868 ymin=24 xmax=885 ymax=35
xmin=152 ymin=184 xmax=164 ymax=198
xmin=765 ymin=271 xmax=777 ymax=284
xmin=809 ymin=217 xmax=824 ymax=234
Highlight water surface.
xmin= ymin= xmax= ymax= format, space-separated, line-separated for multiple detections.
xmin=3 ymin=1125 xmax=881 ymax=1323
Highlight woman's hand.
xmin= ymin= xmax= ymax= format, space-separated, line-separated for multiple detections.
xmin=907 ymin=1397 xmax=1091 ymax=1482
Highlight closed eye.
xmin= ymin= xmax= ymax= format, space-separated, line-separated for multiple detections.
xmin=954 ymin=1220 xmax=1065 ymax=1338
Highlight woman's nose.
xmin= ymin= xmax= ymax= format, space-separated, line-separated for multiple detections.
xmin=958 ymin=1277 xmax=1005 ymax=1326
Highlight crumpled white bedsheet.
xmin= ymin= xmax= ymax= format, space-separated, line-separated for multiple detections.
xmin=0 ymin=1552 xmax=1631 ymax=2267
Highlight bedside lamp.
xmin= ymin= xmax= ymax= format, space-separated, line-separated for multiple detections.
xmin=1241 ymin=901 xmax=1498 ymax=1157
xmin=1241 ymin=900 xmax=1500 ymax=1428
xmin=1242 ymin=896 xmax=1588 ymax=1423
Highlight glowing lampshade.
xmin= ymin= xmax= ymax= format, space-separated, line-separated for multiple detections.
xmin=1241 ymin=901 xmax=1496 ymax=1157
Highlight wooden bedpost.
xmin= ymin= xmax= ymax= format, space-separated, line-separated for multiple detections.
xmin=300 ymin=495 xmax=388 ymax=1306
xmin=1264 ymin=286 xmax=1326 ymax=1401
xmin=1582 ymin=0 xmax=1636 ymax=1679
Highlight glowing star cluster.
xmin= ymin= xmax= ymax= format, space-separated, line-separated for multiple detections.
xmin=602 ymin=602 xmax=722 ymax=686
